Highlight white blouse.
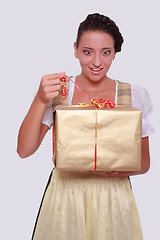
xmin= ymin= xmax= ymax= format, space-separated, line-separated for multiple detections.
xmin=42 ymin=78 xmax=154 ymax=138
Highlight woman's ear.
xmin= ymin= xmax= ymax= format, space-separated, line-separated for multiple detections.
xmin=74 ymin=42 xmax=79 ymax=58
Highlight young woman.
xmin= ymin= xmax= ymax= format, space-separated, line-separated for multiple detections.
xmin=17 ymin=13 xmax=154 ymax=240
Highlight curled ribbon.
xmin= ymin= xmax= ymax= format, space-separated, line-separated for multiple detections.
xmin=60 ymin=77 xmax=67 ymax=101
xmin=90 ymin=99 xmax=115 ymax=108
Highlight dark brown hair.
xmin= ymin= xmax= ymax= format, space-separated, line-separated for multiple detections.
xmin=76 ymin=13 xmax=124 ymax=53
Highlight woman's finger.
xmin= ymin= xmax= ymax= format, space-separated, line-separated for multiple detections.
xmin=42 ymin=72 xmax=66 ymax=81
xmin=47 ymin=78 xmax=61 ymax=86
xmin=43 ymin=84 xmax=61 ymax=94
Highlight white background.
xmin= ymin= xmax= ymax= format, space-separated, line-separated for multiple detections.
xmin=0 ymin=0 xmax=159 ymax=239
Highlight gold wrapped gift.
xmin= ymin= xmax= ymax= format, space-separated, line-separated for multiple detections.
xmin=54 ymin=105 xmax=142 ymax=171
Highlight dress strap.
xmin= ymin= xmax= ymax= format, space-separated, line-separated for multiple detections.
xmin=117 ymin=80 xmax=132 ymax=106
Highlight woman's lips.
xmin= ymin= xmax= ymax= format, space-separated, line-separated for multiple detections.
xmin=89 ymin=67 xmax=103 ymax=73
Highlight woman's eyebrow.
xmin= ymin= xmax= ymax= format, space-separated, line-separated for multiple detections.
xmin=83 ymin=47 xmax=93 ymax=49
xmin=102 ymin=47 xmax=112 ymax=50
xmin=83 ymin=47 xmax=112 ymax=50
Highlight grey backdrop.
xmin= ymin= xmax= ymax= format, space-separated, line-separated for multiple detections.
xmin=1 ymin=0 xmax=159 ymax=239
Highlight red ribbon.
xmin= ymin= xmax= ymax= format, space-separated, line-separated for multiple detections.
xmin=90 ymin=98 xmax=115 ymax=108
xmin=53 ymin=124 xmax=54 ymax=155
xmin=60 ymin=75 xmax=115 ymax=108
xmin=95 ymin=109 xmax=98 ymax=171
xmin=60 ymin=75 xmax=87 ymax=101
xmin=60 ymin=77 xmax=67 ymax=101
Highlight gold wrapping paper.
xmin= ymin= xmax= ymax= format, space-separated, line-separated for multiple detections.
xmin=54 ymin=105 xmax=142 ymax=171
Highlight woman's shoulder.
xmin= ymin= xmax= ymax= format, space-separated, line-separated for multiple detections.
xmin=116 ymin=80 xmax=151 ymax=109
xmin=129 ymin=83 xmax=153 ymax=118
xmin=131 ymin=83 xmax=149 ymax=97
xmin=118 ymin=80 xmax=149 ymax=98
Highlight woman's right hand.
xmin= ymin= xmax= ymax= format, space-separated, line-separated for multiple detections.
xmin=17 ymin=71 xmax=66 ymax=158
xmin=35 ymin=72 xmax=66 ymax=104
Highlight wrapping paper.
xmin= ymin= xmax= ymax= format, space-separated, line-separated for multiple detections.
xmin=54 ymin=105 xmax=142 ymax=171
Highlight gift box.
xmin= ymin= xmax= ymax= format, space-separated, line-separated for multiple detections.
xmin=53 ymin=105 xmax=142 ymax=171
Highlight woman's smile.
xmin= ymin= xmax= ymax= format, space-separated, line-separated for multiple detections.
xmin=89 ymin=67 xmax=104 ymax=74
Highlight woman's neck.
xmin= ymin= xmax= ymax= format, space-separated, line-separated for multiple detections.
xmin=76 ymin=73 xmax=113 ymax=93
xmin=72 ymin=74 xmax=116 ymax=105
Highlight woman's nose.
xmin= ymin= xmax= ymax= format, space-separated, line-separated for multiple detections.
xmin=92 ymin=53 xmax=102 ymax=67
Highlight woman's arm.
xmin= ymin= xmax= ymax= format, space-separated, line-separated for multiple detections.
xmin=88 ymin=137 xmax=150 ymax=177
xmin=17 ymin=97 xmax=49 ymax=158
xmin=17 ymin=72 xmax=65 ymax=158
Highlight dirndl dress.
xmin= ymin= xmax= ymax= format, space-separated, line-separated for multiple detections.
xmin=32 ymin=80 xmax=143 ymax=240
xmin=32 ymin=169 xmax=143 ymax=240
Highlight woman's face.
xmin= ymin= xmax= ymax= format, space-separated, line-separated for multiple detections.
xmin=74 ymin=30 xmax=115 ymax=82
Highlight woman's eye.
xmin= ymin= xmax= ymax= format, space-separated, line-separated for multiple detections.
xmin=84 ymin=50 xmax=92 ymax=55
xmin=103 ymin=50 xmax=110 ymax=55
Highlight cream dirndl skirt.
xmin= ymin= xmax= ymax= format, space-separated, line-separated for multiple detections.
xmin=32 ymin=169 xmax=143 ymax=240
